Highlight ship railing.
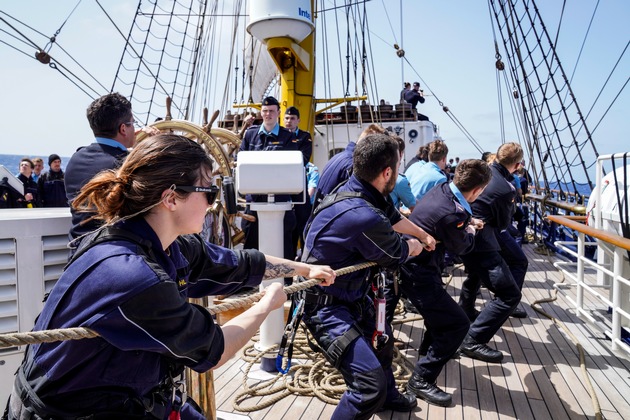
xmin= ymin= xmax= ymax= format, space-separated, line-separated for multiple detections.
xmin=547 ymin=214 xmax=630 ymax=354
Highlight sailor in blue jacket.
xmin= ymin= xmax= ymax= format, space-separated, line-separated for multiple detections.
xmin=239 ymin=96 xmax=298 ymax=260
xmin=300 ymin=133 xmax=423 ymax=419
xmin=7 ymin=134 xmax=335 ymax=420
xmin=312 ymin=123 xmax=387 ymax=206
xmin=65 ymin=93 xmax=137 ymax=241
xmin=458 ymin=142 xmax=525 ymax=363
xmin=401 ymin=160 xmax=491 ymax=407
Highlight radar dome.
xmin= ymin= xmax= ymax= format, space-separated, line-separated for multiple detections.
xmin=247 ymin=0 xmax=314 ymax=44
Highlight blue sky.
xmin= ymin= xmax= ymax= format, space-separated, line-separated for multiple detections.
xmin=1 ymin=0 xmax=628 ymax=173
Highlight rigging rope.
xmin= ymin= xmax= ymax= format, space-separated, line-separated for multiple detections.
xmin=43 ymin=0 xmax=82 ymax=53
xmin=488 ymin=0 xmax=600 ymax=198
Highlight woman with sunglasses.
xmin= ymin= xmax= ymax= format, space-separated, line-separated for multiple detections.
xmin=6 ymin=134 xmax=335 ymax=420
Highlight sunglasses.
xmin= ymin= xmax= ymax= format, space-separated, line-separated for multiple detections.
xmin=175 ymin=185 xmax=219 ymax=204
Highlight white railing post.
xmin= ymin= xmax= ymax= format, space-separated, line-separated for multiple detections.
xmin=576 ymin=231 xmax=585 ymax=311
xmin=612 ymin=247 xmax=623 ymax=351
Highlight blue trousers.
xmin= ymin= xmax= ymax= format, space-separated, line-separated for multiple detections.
xmin=400 ymin=263 xmax=469 ymax=383
xmin=304 ymin=296 xmax=399 ymax=420
xmin=497 ymin=229 xmax=528 ymax=289
xmin=459 ymin=251 xmax=521 ymax=344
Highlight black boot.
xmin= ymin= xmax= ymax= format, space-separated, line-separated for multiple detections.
xmin=510 ymin=306 xmax=527 ymax=318
xmin=407 ymin=375 xmax=452 ymax=407
xmin=380 ymin=391 xmax=418 ymax=412
xmin=460 ymin=335 xmax=503 ymax=363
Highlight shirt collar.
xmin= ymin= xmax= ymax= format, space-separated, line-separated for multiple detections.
xmin=258 ymin=123 xmax=280 ymax=136
xmin=95 ymin=137 xmax=127 ymax=151
xmin=449 ymin=182 xmax=472 ymax=215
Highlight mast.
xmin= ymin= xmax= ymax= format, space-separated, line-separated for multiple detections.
xmin=247 ymin=0 xmax=316 ymax=136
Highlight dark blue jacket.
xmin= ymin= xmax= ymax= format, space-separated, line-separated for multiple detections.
xmin=289 ymin=128 xmax=313 ymax=165
xmin=65 ymin=142 xmax=128 ymax=239
xmin=17 ymin=173 xmax=38 ymax=207
xmin=313 ymin=141 xmax=356 ymax=205
xmin=470 ymin=162 xmax=516 ymax=252
xmin=240 ymin=124 xmax=296 ymax=153
xmin=20 ymin=218 xmax=266 ymax=412
xmin=407 ymin=182 xmax=475 ymax=271
xmin=302 ymin=175 xmax=406 ymax=302
xmin=404 ymin=89 xmax=425 ymax=110
xmin=37 ymin=169 xmax=68 ymax=207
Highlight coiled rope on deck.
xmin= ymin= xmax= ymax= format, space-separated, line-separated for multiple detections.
xmin=232 ymin=304 xmax=418 ymax=412
xmin=0 ymin=261 xmax=378 ymax=349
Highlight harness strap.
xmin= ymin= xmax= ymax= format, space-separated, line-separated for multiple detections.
xmin=276 ymin=294 xmax=306 ymax=374
xmin=323 ymin=324 xmax=362 ymax=369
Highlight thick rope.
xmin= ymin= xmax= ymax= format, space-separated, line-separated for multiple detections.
xmin=232 ymin=318 xmax=417 ymax=412
xmin=0 ymin=261 xmax=377 ymax=349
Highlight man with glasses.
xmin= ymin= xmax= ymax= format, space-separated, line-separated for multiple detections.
xmin=65 ymin=93 xmax=140 ymax=242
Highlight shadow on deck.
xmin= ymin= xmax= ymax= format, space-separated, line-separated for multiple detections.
xmin=213 ymin=244 xmax=630 ymax=419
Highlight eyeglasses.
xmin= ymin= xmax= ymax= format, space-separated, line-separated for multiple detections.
xmin=122 ymin=120 xmax=136 ymax=126
xmin=175 ymin=185 xmax=219 ymax=204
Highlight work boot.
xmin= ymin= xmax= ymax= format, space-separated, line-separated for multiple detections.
xmin=510 ymin=307 xmax=527 ymax=318
xmin=380 ymin=391 xmax=418 ymax=412
xmin=460 ymin=335 xmax=503 ymax=363
xmin=407 ymin=375 xmax=452 ymax=407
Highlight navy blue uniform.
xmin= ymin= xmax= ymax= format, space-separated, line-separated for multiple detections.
xmin=17 ymin=173 xmax=38 ymax=207
xmin=65 ymin=142 xmax=128 ymax=239
xmin=301 ymin=175 xmax=408 ymax=419
xmin=403 ymin=89 xmax=425 ymax=110
xmin=289 ymin=128 xmax=314 ymax=259
xmin=239 ymin=124 xmax=299 ymax=259
xmin=313 ymin=141 xmax=355 ymax=206
xmin=10 ymin=218 xmax=266 ymax=419
xmin=459 ymin=162 xmax=522 ymax=344
xmin=396 ymin=182 xmax=471 ymax=383
xmin=36 ymin=169 xmax=68 ymax=207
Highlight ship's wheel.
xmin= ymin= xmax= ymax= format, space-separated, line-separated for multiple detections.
xmin=135 ymin=119 xmax=243 ymax=249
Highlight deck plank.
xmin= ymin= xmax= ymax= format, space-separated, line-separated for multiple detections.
xmin=211 ymin=242 xmax=630 ymax=420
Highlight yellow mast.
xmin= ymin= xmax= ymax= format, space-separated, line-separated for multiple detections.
xmin=265 ymin=0 xmax=316 ymax=137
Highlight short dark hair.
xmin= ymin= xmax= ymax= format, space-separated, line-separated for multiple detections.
xmin=20 ymin=157 xmax=34 ymax=169
xmin=453 ymin=159 xmax=492 ymax=193
xmin=353 ymin=133 xmax=399 ymax=182
xmin=86 ymin=93 xmax=133 ymax=138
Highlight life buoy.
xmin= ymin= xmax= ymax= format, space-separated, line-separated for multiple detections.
xmin=409 ymin=129 xmax=418 ymax=139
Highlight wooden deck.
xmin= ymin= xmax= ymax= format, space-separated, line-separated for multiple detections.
xmin=213 ymin=244 xmax=630 ymax=419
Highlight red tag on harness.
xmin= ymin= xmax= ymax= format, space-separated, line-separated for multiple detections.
xmin=375 ymin=297 xmax=386 ymax=334
xmin=169 ymin=411 xmax=181 ymax=420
